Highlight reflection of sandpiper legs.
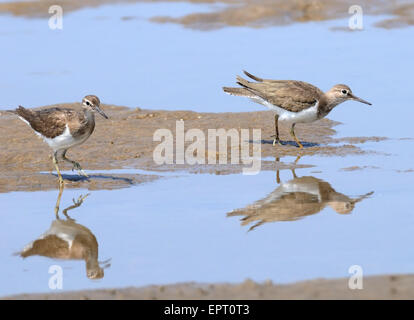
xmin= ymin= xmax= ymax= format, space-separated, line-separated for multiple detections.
xmin=62 ymin=194 xmax=90 ymax=220
xmin=275 ymin=157 xmax=281 ymax=183
xmin=291 ymin=154 xmax=301 ymax=179
xmin=54 ymin=184 xmax=89 ymax=220
xmin=293 ymin=153 xmax=302 ymax=166
xmin=275 ymin=155 xmax=302 ymax=183
xmin=54 ymin=184 xmax=64 ymax=217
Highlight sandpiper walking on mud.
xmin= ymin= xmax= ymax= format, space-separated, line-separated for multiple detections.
xmin=10 ymin=95 xmax=108 ymax=185
xmin=223 ymin=71 xmax=371 ymax=148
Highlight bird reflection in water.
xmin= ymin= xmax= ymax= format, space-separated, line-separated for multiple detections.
xmin=18 ymin=186 xmax=111 ymax=279
xmin=228 ymin=158 xmax=374 ymax=231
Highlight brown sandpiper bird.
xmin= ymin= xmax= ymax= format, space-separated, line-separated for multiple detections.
xmin=223 ymin=71 xmax=372 ymax=148
xmin=10 ymin=95 xmax=108 ymax=185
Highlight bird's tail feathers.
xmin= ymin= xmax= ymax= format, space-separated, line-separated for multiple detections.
xmin=236 ymin=75 xmax=251 ymax=88
xmin=243 ymin=70 xmax=264 ymax=82
xmin=14 ymin=106 xmax=31 ymax=117
xmin=223 ymin=71 xmax=264 ymax=99
xmin=235 ymin=76 xmax=263 ymax=98
xmin=223 ymin=87 xmax=256 ymax=98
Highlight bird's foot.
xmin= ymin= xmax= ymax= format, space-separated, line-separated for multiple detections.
xmin=271 ymin=137 xmax=283 ymax=146
xmin=73 ymin=194 xmax=90 ymax=207
xmin=72 ymin=162 xmax=89 ymax=178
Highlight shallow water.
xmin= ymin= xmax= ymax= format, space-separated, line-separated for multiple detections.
xmin=0 ymin=3 xmax=413 ymax=139
xmin=1 ymin=140 xmax=413 ymax=296
xmin=0 ymin=2 xmax=414 ymax=296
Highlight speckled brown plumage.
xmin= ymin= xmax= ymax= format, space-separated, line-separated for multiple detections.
xmin=224 ymin=71 xmax=323 ymax=113
xmin=13 ymin=106 xmax=95 ymax=139
xmin=10 ymin=95 xmax=108 ymax=184
xmin=223 ymin=71 xmax=371 ymax=148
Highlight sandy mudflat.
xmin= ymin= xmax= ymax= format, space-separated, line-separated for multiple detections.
xmin=4 ymin=275 xmax=414 ymax=299
xmin=1 ymin=0 xmax=413 ymax=30
xmin=0 ymin=103 xmax=385 ymax=193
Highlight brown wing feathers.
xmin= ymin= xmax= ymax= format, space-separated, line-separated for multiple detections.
xmin=15 ymin=106 xmax=69 ymax=139
xmin=223 ymin=71 xmax=321 ymax=112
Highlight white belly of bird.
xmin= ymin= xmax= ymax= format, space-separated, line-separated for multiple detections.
xmin=19 ymin=116 xmax=88 ymax=151
xmin=42 ymin=125 xmax=85 ymax=151
xmin=252 ymin=97 xmax=319 ymax=124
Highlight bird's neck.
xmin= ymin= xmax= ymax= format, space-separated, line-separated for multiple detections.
xmin=325 ymin=90 xmax=347 ymax=108
xmin=82 ymin=108 xmax=95 ymax=123
xmin=318 ymin=93 xmax=342 ymax=118
xmin=85 ymin=251 xmax=102 ymax=279
xmin=80 ymin=108 xmax=96 ymax=135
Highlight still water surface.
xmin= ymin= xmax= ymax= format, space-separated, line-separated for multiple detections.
xmin=0 ymin=3 xmax=413 ymax=296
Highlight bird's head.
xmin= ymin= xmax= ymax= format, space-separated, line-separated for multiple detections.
xmin=82 ymin=95 xmax=108 ymax=119
xmin=326 ymin=84 xmax=372 ymax=107
xmin=86 ymin=267 xmax=105 ymax=280
xmin=86 ymin=258 xmax=111 ymax=280
xmin=329 ymin=200 xmax=355 ymax=214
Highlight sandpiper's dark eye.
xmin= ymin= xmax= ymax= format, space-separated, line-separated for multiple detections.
xmin=341 ymin=89 xmax=348 ymax=94
xmin=86 ymin=101 xmax=90 ymax=106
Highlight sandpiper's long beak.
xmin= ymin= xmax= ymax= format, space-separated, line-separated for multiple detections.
xmin=96 ymin=105 xmax=109 ymax=119
xmin=349 ymin=93 xmax=372 ymax=105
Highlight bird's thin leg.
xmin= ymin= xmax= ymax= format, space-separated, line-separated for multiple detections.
xmin=62 ymin=150 xmax=89 ymax=179
xmin=54 ymin=183 xmax=64 ymax=218
xmin=52 ymin=152 xmax=65 ymax=187
xmin=290 ymin=124 xmax=303 ymax=149
xmin=271 ymin=114 xmax=282 ymax=146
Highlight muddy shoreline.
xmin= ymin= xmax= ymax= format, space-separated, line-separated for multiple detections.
xmin=0 ymin=103 xmax=385 ymax=193
xmin=0 ymin=0 xmax=413 ymax=30
xmin=4 ymin=274 xmax=414 ymax=299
